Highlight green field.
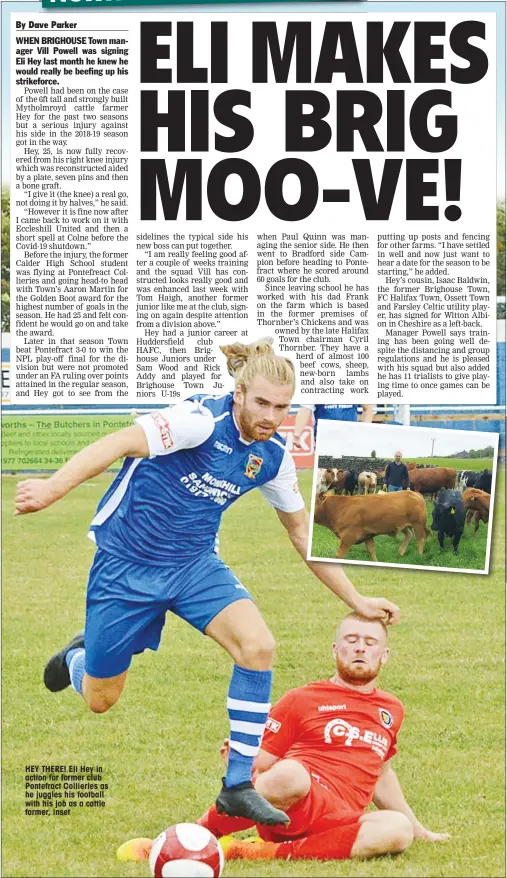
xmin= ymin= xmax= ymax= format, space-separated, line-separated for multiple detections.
xmin=2 ymin=468 xmax=505 ymax=878
xmin=311 ymin=460 xmax=495 ymax=571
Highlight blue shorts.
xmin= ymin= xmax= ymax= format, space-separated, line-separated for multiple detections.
xmin=387 ymin=485 xmax=403 ymax=492
xmin=84 ymin=549 xmax=253 ymax=678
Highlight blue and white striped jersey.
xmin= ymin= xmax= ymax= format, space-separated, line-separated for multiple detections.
xmin=88 ymin=393 xmax=304 ymax=565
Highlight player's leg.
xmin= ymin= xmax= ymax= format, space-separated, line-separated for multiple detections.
xmin=197 ymin=808 xmax=256 ymax=838
xmin=222 ymin=811 xmax=413 ymax=861
xmin=351 ymin=809 xmax=414 ymax=856
xmin=254 ymin=758 xmax=311 ymax=810
xmin=221 ymin=824 xmax=361 ymax=862
xmin=81 ymin=671 xmax=128 ymax=713
xmin=44 ymin=632 xmax=129 ymax=713
xmin=170 ymin=555 xmax=288 ymax=826
xmin=205 ymin=600 xmax=289 ymax=825
xmin=44 ymin=550 xmax=167 ymax=713
xmin=197 ymin=758 xmax=310 ymax=839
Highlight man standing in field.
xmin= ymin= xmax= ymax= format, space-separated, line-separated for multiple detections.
xmin=384 ymin=451 xmax=410 ymax=493
xmin=15 ymin=339 xmax=399 ymax=827
xmin=119 ymin=613 xmax=448 ymax=864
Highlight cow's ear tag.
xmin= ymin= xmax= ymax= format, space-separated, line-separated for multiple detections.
xmin=451 ymin=509 xmax=455 ymax=515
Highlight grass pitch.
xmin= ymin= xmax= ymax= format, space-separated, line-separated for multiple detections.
xmin=2 ymin=467 xmax=505 ymax=878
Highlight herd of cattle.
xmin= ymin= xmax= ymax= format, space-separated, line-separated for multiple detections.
xmin=314 ymin=464 xmax=492 ymax=561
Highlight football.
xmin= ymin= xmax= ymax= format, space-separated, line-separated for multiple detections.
xmin=149 ymin=823 xmax=224 ymax=878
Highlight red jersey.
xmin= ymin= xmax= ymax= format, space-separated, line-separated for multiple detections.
xmin=260 ymin=680 xmax=405 ymax=812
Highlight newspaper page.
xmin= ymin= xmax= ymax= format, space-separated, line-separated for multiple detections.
xmin=9 ymin=8 xmax=498 ymax=404
xmin=2 ymin=1 xmax=505 ymax=877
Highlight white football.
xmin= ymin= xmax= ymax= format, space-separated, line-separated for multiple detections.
xmin=149 ymin=823 xmax=224 ymax=878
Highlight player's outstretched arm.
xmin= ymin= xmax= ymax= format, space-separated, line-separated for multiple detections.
xmin=276 ymin=507 xmax=400 ymax=624
xmin=292 ymin=407 xmax=312 ymax=450
xmin=359 ymin=404 xmax=374 ymax=423
xmin=15 ymin=425 xmax=149 ymax=515
xmin=373 ymin=762 xmax=450 ymax=842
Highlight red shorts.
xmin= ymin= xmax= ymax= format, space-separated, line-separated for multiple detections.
xmin=258 ymin=765 xmax=363 ymax=843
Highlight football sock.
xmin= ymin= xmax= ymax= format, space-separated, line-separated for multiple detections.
xmin=198 ymin=805 xmax=255 ymax=838
xmin=225 ymin=665 xmax=272 ymax=788
xmin=66 ymin=648 xmax=86 ymax=695
xmin=224 ymin=824 xmax=362 ymax=861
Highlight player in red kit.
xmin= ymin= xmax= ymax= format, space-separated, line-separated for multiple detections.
xmin=118 ymin=614 xmax=449 ymax=864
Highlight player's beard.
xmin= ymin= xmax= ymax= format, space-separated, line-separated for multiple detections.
xmin=336 ymin=654 xmax=382 ymax=686
xmin=237 ymin=406 xmax=277 ymax=442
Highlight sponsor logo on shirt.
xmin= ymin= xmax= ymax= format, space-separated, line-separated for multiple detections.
xmin=318 ymin=704 xmax=347 ymax=712
xmin=179 ymin=472 xmax=241 ymax=506
xmin=245 ymin=454 xmax=263 ymax=479
xmin=213 ymin=440 xmax=233 ymax=455
xmin=323 ymin=718 xmax=389 ymax=759
xmin=151 ymin=412 xmax=173 ymax=449
xmin=378 ymin=708 xmax=393 ymax=728
xmin=266 ymin=718 xmax=281 ymax=734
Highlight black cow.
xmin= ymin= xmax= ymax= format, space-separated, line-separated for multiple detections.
xmin=431 ymin=489 xmax=466 ymax=554
xmin=474 ymin=469 xmax=492 ymax=494
xmin=458 ymin=470 xmax=479 ymax=491
xmin=343 ymin=470 xmax=358 ymax=495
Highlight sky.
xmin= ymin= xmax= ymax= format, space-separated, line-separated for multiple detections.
xmin=1 ymin=0 xmax=506 ymax=194
xmin=316 ymin=418 xmax=499 ymax=458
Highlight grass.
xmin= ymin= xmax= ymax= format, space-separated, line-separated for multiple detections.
xmin=403 ymin=458 xmax=493 ymax=469
xmin=2 ymin=467 xmax=505 ymax=878
xmin=311 ymin=459 xmax=495 ymax=571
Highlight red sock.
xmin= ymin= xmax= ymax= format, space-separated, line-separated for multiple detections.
xmin=197 ymin=805 xmax=255 ymax=838
xmin=274 ymin=824 xmax=361 ymax=861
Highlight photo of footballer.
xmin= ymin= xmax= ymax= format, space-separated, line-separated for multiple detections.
xmin=14 ymin=339 xmax=399 ymax=829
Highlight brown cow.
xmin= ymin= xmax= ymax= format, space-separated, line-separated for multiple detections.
xmin=316 ymin=468 xmax=346 ymax=495
xmin=313 ymin=490 xmax=429 ymax=561
xmin=462 ymin=487 xmax=490 ymax=534
xmin=330 ymin=470 xmax=347 ymax=494
xmin=406 ymin=462 xmax=418 ymax=471
xmin=409 ymin=467 xmax=456 ymax=498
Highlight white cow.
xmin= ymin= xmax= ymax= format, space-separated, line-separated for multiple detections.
xmin=358 ymin=471 xmax=377 ymax=494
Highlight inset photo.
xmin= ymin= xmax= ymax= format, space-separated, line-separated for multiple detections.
xmin=309 ymin=421 xmax=498 ymax=574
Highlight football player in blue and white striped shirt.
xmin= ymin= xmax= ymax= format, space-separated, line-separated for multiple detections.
xmin=15 ymin=338 xmax=399 ymax=827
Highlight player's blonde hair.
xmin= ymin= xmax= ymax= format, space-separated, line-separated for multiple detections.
xmin=220 ymin=337 xmax=296 ymax=394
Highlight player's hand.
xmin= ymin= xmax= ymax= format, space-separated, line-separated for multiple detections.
xmin=357 ymin=597 xmax=400 ymax=625
xmin=219 ymin=738 xmax=230 ymax=765
xmin=414 ymin=827 xmax=451 ymax=842
xmin=15 ymin=479 xmax=58 ymax=515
